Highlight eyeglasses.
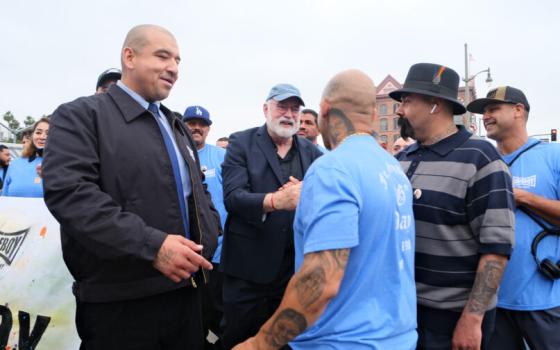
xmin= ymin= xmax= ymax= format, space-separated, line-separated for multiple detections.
xmin=271 ymin=100 xmax=301 ymax=115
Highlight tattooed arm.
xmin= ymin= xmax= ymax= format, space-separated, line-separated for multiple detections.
xmin=233 ymin=248 xmax=350 ymax=350
xmin=452 ymin=254 xmax=507 ymax=350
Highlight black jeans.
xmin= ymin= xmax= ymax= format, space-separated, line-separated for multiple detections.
xmin=221 ymin=273 xmax=291 ymax=349
xmin=489 ymin=306 xmax=560 ymax=350
xmin=203 ymin=263 xmax=224 ymax=350
xmin=76 ymin=287 xmax=203 ymax=350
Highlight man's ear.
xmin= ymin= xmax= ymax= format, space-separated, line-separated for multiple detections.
xmin=371 ymin=104 xmax=378 ymax=122
xmin=263 ymin=102 xmax=269 ymax=119
xmin=319 ymin=99 xmax=330 ymax=118
xmin=318 ymin=100 xmax=330 ymax=130
xmin=513 ymin=103 xmax=526 ymax=120
xmin=122 ymin=47 xmax=135 ymax=70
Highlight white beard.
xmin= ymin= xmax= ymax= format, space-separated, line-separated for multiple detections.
xmin=266 ymin=113 xmax=300 ymax=139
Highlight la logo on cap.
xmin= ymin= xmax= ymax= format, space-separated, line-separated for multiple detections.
xmin=196 ymin=107 xmax=203 ymax=116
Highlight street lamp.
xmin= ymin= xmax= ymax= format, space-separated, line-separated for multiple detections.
xmin=463 ymin=43 xmax=493 ymax=132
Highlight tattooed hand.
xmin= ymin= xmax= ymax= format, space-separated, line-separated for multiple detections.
xmin=153 ymin=235 xmax=213 ymax=283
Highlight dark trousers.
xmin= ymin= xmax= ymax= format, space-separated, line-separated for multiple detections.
xmin=416 ymin=305 xmax=496 ymax=350
xmin=76 ymin=286 xmax=204 ymax=350
xmin=222 ymin=273 xmax=291 ymax=349
xmin=203 ymin=263 xmax=224 ymax=350
xmin=488 ymin=306 xmax=560 ymax=350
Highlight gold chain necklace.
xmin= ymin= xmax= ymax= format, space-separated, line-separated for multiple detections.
xmin=338 ymin=132 xmax=372 ymax=146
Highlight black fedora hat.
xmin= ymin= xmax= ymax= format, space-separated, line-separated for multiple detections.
xmin=389 ymin=63 xmax=466 ymax=115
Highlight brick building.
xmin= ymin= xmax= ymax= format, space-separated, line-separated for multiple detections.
xmin=374 ymin=75 xmax=476 ymax=150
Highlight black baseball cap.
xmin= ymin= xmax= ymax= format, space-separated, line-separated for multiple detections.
xmin=466 ymin=86 xmax=530 ymax=114
xmin=96 ymin=68 xmax=122 ymax=89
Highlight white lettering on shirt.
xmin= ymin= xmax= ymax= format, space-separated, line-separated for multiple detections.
xmin=401 ymin=239 xmax=412 ymax=252
xmin=396 ymin=184 xmax=406 ymax=206
xmin=512 ymin=175 xmax=537 ymax=189
xmin=395 ymin=211 xmax=412 ymax=230
xmin=203 ymin=168 xmax=216 ymax=178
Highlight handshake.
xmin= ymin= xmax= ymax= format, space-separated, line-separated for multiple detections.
xmin=264 ymin=176 xmax=302 ymax=212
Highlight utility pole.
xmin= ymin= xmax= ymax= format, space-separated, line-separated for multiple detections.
xmin=464 ymin=43 xmax=471 ymax=127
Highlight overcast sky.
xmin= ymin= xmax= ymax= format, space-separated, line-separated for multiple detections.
xmin=1 ymin=0 xmax=558 ymax=143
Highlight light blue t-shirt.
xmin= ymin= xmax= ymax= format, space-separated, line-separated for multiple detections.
xmin=317 ymin=144 xmax=329 ymax=154
xmin=0 ymin=166 xmax=7 ymax=192
xmin=498 ymin=138 xmax=560 ymax=310
xmin=290 ymin=135 xmax=417 ymax=350
xmin=198 ymin=143 xmax=227 ymax=263
xmin=2 ymin=156 xmax=44 ymax=198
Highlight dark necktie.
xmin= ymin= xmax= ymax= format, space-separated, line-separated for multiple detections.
xmin=148 ymin=103 xmax=190 ymax=238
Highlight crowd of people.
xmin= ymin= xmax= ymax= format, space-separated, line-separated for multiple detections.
xmin=1 ymin=24 xmax=559 ymax=350
xmin=1 ymin=117 xmax=49 ymax=197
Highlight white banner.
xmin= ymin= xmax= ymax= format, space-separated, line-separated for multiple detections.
xmin=0 ymin=197 xmax=80 ymax=350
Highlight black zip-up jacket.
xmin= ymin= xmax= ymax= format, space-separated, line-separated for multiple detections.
xmin=43 ymin=85 xmax=220 ymax=302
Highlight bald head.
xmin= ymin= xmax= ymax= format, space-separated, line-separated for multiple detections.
xmin=122 ymin=24 xmax=175 ymax=55
xmin=120 ymin=24 xmax=180 ymax=102
xmin=322 ymin=69 xmax=377 ymax=118
xmin=319 ymin=70 xmax=377 ymax=150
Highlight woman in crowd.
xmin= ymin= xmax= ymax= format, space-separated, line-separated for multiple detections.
xmin=3 ymin=117 xmax=49 ymax=197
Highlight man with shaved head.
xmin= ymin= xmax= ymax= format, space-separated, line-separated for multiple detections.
xmin=233 ymin=70 xmax=417 ymax=349
xmin=43 ymin=24 xmax=220 ymax=349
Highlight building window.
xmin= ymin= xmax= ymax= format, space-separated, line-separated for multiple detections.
xmin=393 ymin=134 xmax=400 ymax=142
xmin=380 ymin=135 xmax=388 ymax=143
xmin=393 ymin=103 xmax=400 ymax=114
xmin=379 ymin=104 xmax=387 ymax=115
xmin=393 ymin=117 xmax=399 ymax=130
xmin=380 ymin=118 xmax=388 ymax=131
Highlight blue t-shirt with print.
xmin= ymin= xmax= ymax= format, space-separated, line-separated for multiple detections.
xmin=290 ymin=135 xmax=417 ymax=350
xmin=2 ymin=156 xmax=44 ymax=198
xmin=498 ymin=138 xmax=560 ymax=310
xmin=197 ymin=144 xmax=227 ymax=263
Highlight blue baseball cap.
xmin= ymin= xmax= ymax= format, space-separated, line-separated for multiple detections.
xmin=266 ymin=83 xmax=305 ymax=106
xmin=183 ymin=105 xmax=212 ymax=126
